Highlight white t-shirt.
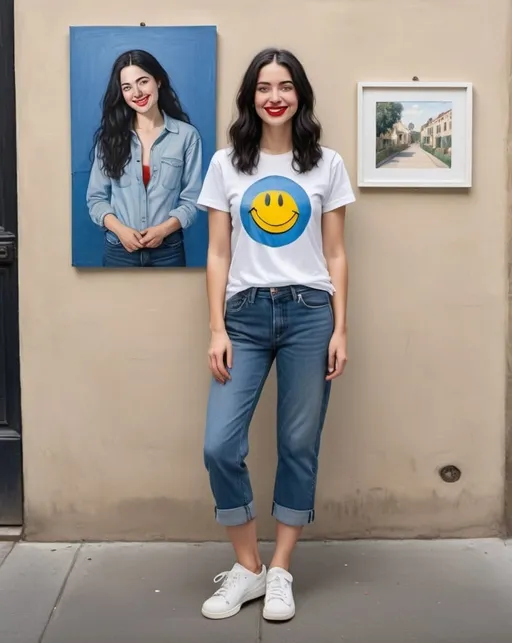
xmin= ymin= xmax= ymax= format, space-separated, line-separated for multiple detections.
xmin=197 ymin=146 xmax=355 ymax=300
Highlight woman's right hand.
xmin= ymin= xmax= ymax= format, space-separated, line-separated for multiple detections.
xmin=208 ymin=329 xmax=232 ymax=384
xmin=116 ymin=224 xmax=144 ymax=252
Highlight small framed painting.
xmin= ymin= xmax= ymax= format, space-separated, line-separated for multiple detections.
xmin=357 ymin=81 xmax=473 ymax=188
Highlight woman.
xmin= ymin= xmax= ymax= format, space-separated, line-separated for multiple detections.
xmin=86 ymin=49 xmax=203 ymax=267
xmin=197 ymin=48 xmax=355 ymax=621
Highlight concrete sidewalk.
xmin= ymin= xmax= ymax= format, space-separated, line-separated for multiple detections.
xmin=0 ymin=539 xmax=511 ymax=643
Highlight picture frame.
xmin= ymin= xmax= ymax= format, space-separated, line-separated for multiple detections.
xmin=357 ymin=81 xmax=473 ymax=188
xmin=69 ymin=25 xmax=217 ymax=268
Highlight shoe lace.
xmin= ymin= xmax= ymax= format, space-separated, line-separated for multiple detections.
xmin=266 ymin=574 xmax=291 ymax=604
xmin=212 ymin=570 xmax=240 ymax=598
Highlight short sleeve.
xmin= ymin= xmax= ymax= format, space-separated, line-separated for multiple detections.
xmin=197 ymin=152 xmax=230 ymax=213
xmin=322 ymin=153 xmax=356 ymax=213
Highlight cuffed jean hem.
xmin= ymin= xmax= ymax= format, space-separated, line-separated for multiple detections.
xmin=215 ymin=500 xmax=256 ymax=526
xmin=272 ymin=501 xmax=315 ymax=526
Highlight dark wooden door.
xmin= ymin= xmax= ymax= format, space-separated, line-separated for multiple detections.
xmin=0 ymin=0 xmax=23 ymax=525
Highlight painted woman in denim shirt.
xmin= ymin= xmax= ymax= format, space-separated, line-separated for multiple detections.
xmin=86 ymin=50 xmax=203 ymax=267
xmin=197 ymin=49 xmax=355 ymax=621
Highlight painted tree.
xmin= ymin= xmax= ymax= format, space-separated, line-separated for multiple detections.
xmin=376 ymin=102 xmax=404 ymax=136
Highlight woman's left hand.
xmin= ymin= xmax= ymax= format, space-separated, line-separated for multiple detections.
xmin=140 ymin=224 xmax=167 ymax=248
xmin=326 ymin=330 xmax=348 ymax=381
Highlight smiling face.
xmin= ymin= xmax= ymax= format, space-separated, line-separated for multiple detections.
xmin=240 ymin=175 xmax=311 ymax=248
xmin=119 ymin=64 xmax=160 ymax=114
xmin=254 ymin=61 xmax=298 ymax=127
xmin=249 ymin=190 xmax=299 ymax=234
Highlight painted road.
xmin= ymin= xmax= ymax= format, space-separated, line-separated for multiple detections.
xmin=379 ymin=142 xmax=449 ymax=169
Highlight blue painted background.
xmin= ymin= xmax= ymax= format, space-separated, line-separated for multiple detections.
xmin=70 ymin=26 xmax=217 ymax=268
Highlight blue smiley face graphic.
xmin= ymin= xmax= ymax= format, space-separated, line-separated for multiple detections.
xmin=240 ymin=176 xmax=312 ymax=247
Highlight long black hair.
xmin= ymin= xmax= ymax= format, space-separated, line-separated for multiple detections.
xmin=91 ymin=49 xmax=190 ymax=180
xmin=228 ymin=48 xmax=322 ymax=175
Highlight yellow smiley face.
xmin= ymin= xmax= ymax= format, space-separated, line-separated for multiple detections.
xmin=249 ymin=191 xmax=299 ymax=234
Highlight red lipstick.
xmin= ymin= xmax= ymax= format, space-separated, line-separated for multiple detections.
xmin=264 ymin=106 xmax=287 ymax=117
xmin=135 ymin=95 xmax=150 ymax=107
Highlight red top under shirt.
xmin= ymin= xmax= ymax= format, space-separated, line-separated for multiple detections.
xmin=142 ymin=165 xmax=150 ymax=187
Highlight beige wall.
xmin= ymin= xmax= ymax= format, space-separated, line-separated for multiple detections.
xmin=15 ymin=0 xmax=510 ymax=540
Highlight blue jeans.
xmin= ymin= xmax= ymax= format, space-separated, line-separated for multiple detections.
xmin=204 ymin=285 xmax=334 ymax=527
xmin=102 ymin=230 xmax=186 ymax=267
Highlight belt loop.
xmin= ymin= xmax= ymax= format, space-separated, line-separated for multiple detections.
xmin=248 ymin=287 xmax=257 ymax=303
xmin=290 ymin=285 xmax=298 ymax=301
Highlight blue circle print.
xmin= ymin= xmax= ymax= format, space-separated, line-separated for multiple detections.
xmin=239 ymin=175 xmax=312 ymax=248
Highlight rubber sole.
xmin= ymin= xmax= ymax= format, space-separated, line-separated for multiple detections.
xmin=201 ymin=586 xmax=266 ymax=620
xmin=263 ymin=604 xmax=296 ymax=621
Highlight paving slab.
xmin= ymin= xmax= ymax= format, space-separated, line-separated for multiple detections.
xmin=260 ymin=539 xmax=512 ymax=643
xmin=3 ymin=539 xmax=511 ymax=643
xmin=0 ymin=542 xmax=13 ymax=566
xmin=41 ymin=542 xmax=261 ymax=643
xmin=0 ymin=542 xmax=79 ymax=643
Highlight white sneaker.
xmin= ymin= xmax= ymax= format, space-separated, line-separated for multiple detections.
xmin=201 ymin=562 xmax=267 ymax=619
xmin=263 ymin=567 xmax=295 ymax=621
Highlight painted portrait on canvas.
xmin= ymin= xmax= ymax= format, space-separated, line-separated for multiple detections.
xmin=70 ymin=26 xmax=217 ymax=267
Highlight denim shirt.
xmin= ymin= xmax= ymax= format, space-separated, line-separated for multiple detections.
xmin=86 ymin=113 xmax=203 ymax=244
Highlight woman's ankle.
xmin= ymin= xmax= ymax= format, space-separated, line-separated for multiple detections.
xmin=238 ymin=557 xmax=263 ymax=574
xmin=269 ymin=556 xmax=290 ymax=571
xmin=227 ymin=519 xmax=262 ymax=574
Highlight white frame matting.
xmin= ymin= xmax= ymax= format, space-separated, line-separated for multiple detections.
xmin=357 ymin=81 xmax=473 ymax=188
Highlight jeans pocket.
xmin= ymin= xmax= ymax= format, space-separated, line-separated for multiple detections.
xmin=297 ymin=288 xmax=331 ymax=309
xmin=225 ymin=293 xmax=248 ymax=314
xmin=161 ymin=230 xmax=184 ymax=250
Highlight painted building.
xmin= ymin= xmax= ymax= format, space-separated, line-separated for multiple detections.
xmin=377 ymin=120 xmax=412 ymax=151
xmin=421 ymin=109 xmax=453 ymax=150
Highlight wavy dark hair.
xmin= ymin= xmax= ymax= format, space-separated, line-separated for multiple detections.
xmin=228 ymin=48 xmax=322 ymax=175
xmin=91 ymin=49 xmax=190 ymax=180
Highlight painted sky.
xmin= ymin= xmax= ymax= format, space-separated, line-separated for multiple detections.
xmin=398 ymin=101 xmax=452 ymax=132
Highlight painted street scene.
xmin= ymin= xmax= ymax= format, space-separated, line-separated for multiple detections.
xmin=376 ymin=101 xmax=452 ymax=169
